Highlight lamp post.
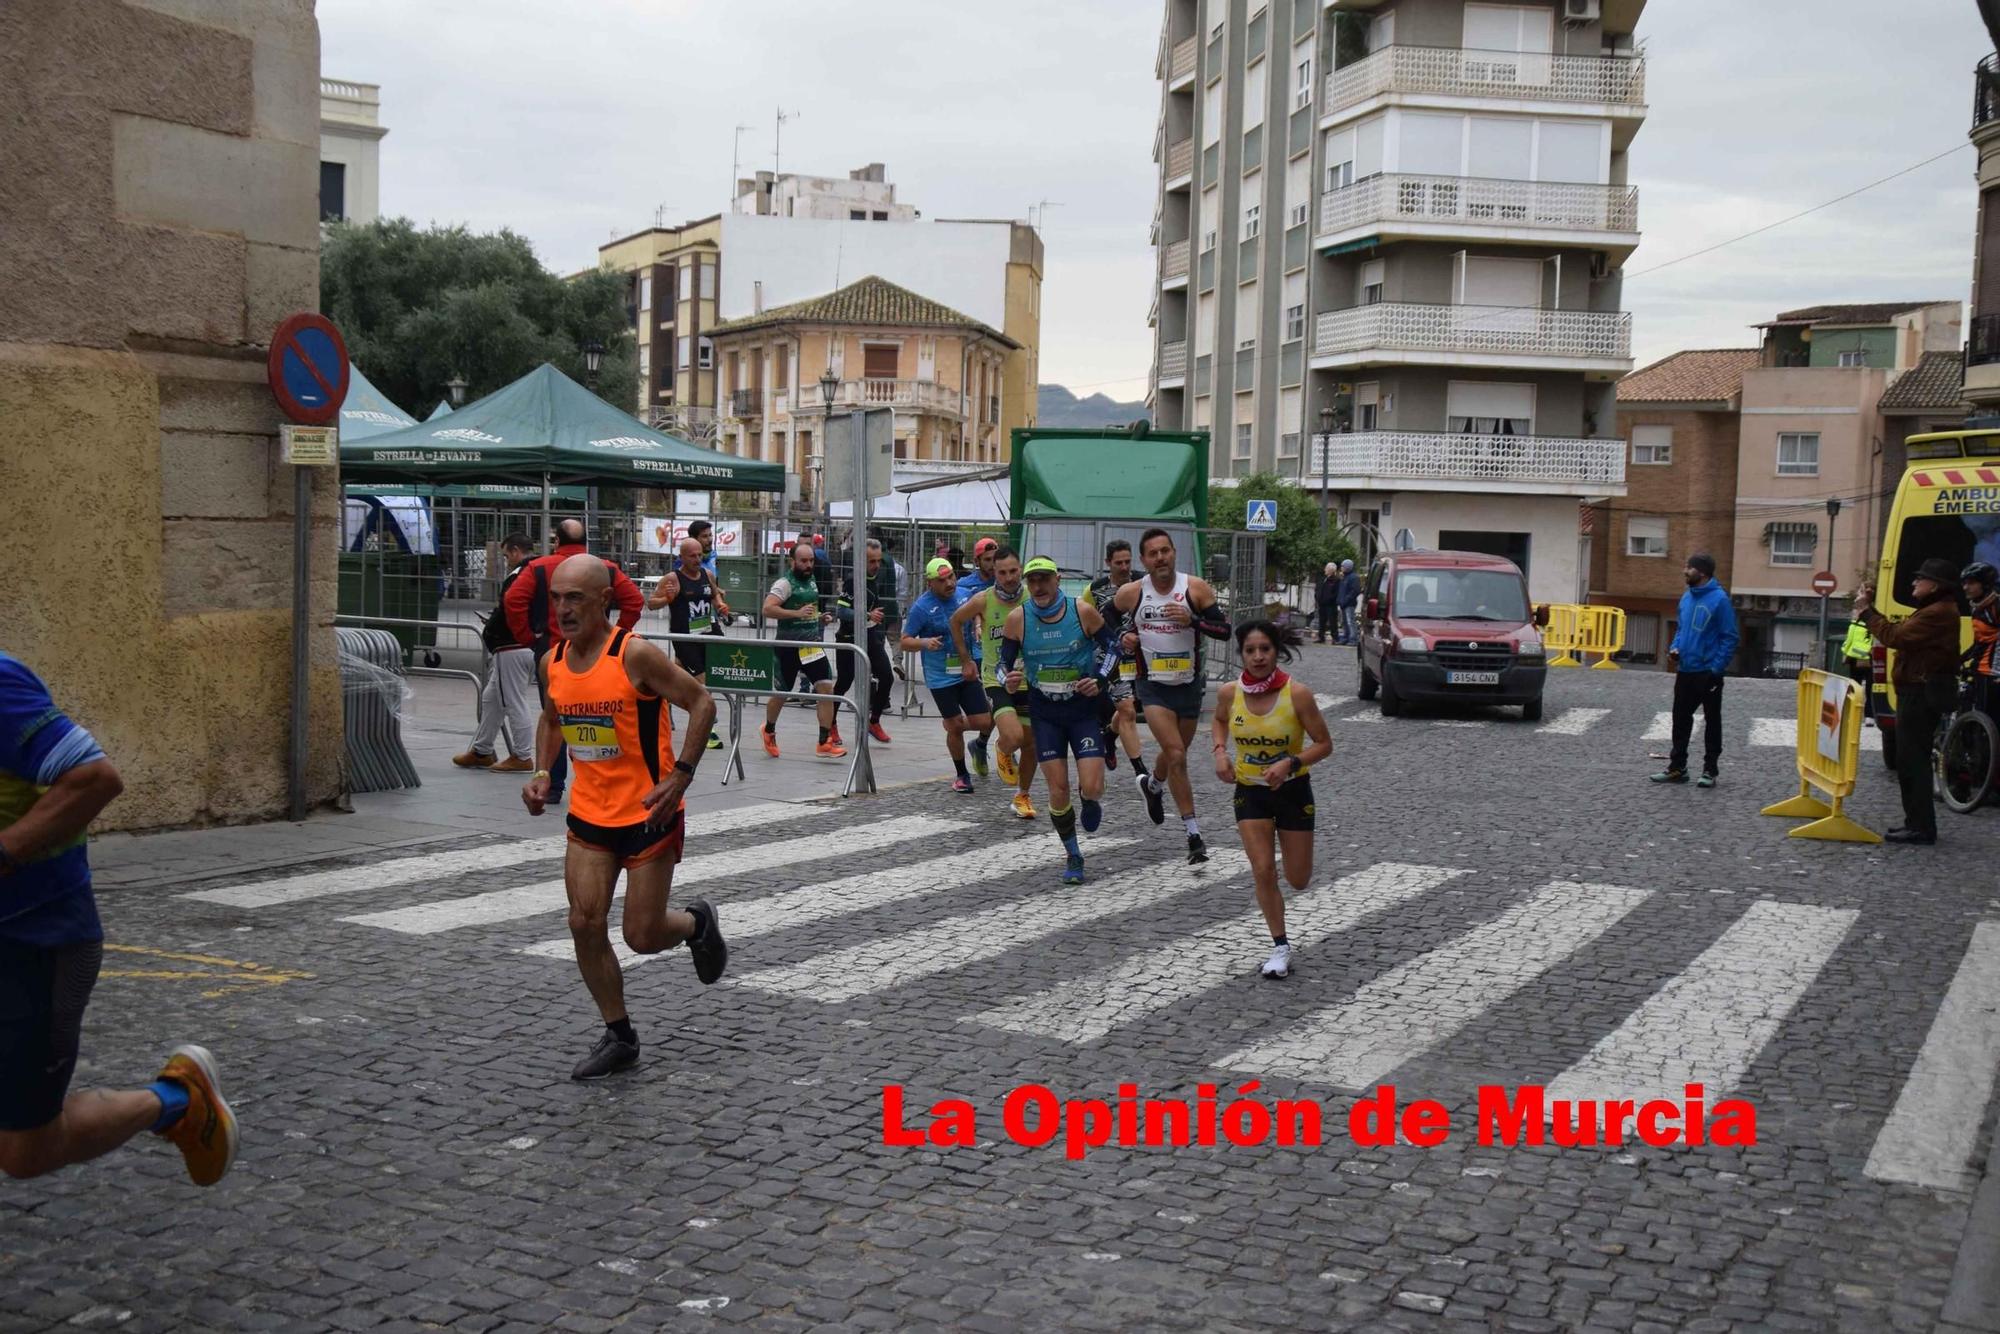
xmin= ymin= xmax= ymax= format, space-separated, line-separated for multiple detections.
xmin=1317 ymin=404 xmax=1336 ymax=535
xmin=818 ymin=368 xmax=840 ymax=537
xmin=446 ymin=373 xmax=468 ymax=407
xmin=1820 ymin=496 xmax=1843 ymax=669
xmin=582 ymin=340 xmax=605 ymax=393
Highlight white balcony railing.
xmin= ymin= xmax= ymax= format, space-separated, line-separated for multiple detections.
xmin=1319 ymin=175 xmax=1638 ymax=238
xmin=1170 ymin=36 xmax=1198 ymax=83
xmin=1308 ymin=430 xmax=1625 ymax=490
xmin=1314 ymin=303 xmax=1631 ymax=363
xmin=1166 ymin=138 xmax=1194 ymax=181
xmin=804 ymin=378 xmax=964 ymax=416
xmin=1325 ymin=46 xmax=1646 ymax=118
xmin=1159 ymin=340 xmax=1188 ymax=379
xmin=1162 ymin=238 xmax=1191 ymax=281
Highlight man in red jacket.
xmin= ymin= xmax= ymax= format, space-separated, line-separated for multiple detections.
xmin=505 ymin=519 xmax=644 ymax=657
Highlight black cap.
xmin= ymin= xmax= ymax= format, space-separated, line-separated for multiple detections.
xmin=1916 ymin=557 xmax=1960 ymax=586
xmin=1687 ymin=553 xmax=1717 ymax=578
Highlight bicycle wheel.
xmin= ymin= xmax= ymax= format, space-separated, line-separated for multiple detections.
xmin=1936 ymin=709 xmax=2000 ymax=815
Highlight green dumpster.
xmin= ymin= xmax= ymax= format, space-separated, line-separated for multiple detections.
xmin=338 ymin=552 xmax=441 ymax=663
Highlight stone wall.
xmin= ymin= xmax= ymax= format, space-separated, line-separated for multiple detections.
xmin=0 ymin=0 xmax=341 ymax=830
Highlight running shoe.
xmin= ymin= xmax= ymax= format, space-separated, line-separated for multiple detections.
xmin=869 ymin=722 xmax=892 ymax=745
xmin=968 ymin=736 xmax=990 ymax=777
xmin=1062 ymin=854 xmax=1085 ymax=885
xmin=1187 ymin=833 xmax=1208 ymax=865
xmin=685 ymin=898 xmax=728 ymax=984
xmin=828 ymin=726 xmax=844 ymax=748
xmin=491 ymin=756 xmax=532 ymax=773
xmin=155 ymin=1044 xmax=237 ymax=1186
xmin=705 ymin=731 xmax=724 ymax=751
xmin=1648 ymin=769 xmax=1687 ymax=784
xmin=952 ymin=774 xmax=976 ymax=795
xmin=1696 ymin=771 xmax=1717 ymax=789
xmin=761 ymin=727 xmax=780 ymax=758
xmin=1103 ymin=735 xmax=1119 ymax=771
xmin=1139 ymin=772 xmax=1166 ymax=826
xmin=996 ymin=746 xmax=1018 ymax=787
xmin=1080 ymin=798 xmax=1103 ymax=833
xmin=571 ymin=1029 xmax=640 ymax=1081
xmin=1260 ymin=943 xmax=1293 ymax=980
xmin=452 ymin=750 xmax=496 ymax=769
xmin=1011 ymin=792 xmax=1037 ymax=820
xmin=816 ymin=740 xmax=847 ymax=758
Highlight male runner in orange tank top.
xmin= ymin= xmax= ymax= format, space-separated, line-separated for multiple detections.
xmin=523 ymin=555 xmax=728 ymax=1080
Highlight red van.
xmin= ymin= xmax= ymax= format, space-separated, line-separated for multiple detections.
xmin=1355 ymin=550 xmax=1548 ymax=720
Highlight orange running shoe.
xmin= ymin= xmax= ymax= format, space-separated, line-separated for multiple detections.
xmin=761 ymin=726 xmax=780 ymax=758
xmin=816 ymin=739 xmax=847 ymax=758
xmin=828 ymin=726 xmax=844 ymax=748
xmin=1011 ymin=792 xmax=1037 ymax=820
xmin=155 ymin=1044 xmax=238 ymax=1186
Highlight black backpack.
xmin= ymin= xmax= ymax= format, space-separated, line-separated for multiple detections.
xmin=481 ymin=565 xmax=525 ymax=653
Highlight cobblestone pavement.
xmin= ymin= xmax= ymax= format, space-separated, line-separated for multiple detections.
xmin=5 ymin=652 xmax=1997 ymax=1332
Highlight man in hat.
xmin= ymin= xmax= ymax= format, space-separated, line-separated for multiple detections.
xmin=1651 ymin=553 xmax=1738 ymax=788
xmin=1855 ymin=557 xmax=1965 ymax=844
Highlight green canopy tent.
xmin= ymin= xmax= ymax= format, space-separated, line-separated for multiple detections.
xmin=341 ymin=362 xmax=784 ymax=540
xmin=425 ymin=400 xmax=454 ymax=421
xmin=339 ymin=363 xmax=420 ymax=441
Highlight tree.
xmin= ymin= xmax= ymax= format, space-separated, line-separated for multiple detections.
xmin=320 ymin=218 xmax=636 ymax=415
xmin=1210 ymin=472 xmax=1357 ymax=594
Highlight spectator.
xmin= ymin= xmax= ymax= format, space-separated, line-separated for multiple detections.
xmin=1856 ymin=558 xmax=1964 ymax=845
xmin=1650 ymin=553 xmax=1739 ymax=789
xmin=1839 ymin=617 xmax=1874 ymax=714
xmin=834 ymin=538 xmax=901 ymax=745
xmin=454 ymin=532 xmax=538 ymax=772
xmin=1338 ymin=560 xmax=1361 ymax=645
xmin=687 ymin=519 xmax=719 ymax=577
xmin=504 ymin=518 xmax=644 ymax=658
xmin=1314 ymin=563 xmax=1341 ymax=644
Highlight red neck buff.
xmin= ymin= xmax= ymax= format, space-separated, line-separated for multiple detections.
xmin=1239 ymin=667 xmax=1289 ymax=695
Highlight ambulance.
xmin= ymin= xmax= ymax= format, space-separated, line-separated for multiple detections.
xmin=1869 ymin=428 xmax=2000 ymax=764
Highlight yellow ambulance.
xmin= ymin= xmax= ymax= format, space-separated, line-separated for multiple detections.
xmin=1869 ymin=428 xmax=1999 ymax=764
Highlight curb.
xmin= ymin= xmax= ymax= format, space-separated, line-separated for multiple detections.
xmin=1940 ymin=1091 xmax=2000 ymax=1332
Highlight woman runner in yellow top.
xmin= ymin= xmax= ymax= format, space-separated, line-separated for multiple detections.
xmin=1211 ymin=620 xmax=1332 ymax=980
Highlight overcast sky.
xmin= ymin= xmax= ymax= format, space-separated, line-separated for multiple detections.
xmin=323 ymin=0 xmax=1989 ymax=401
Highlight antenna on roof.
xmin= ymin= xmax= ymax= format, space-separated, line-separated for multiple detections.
xmin=731 ymin=124 xmax=756 ymax=203
xmin=1030 ymin=199 xmax=1064 ymax=230
xmin=774 ymin=106 xmax=799 ymax=179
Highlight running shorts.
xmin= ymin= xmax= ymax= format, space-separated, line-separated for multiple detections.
xmin=672 ymin=641 xmax=708 ymax=677
xmin=0 ymin=939 xmax=102 ymax=1132
xmin=567 ymin=808 xmax=686 ymax=869
xmin=929 ymin=680 xmax=989 ymax=720
xmin=775 ymin=645 xmax=834 ymax=692
xmin=985 ymin=684 xmax=1030 ymax=719
xmin=1030 ymin=695 xmax=1105 ymax=764
xmin=1136 ymin=678 xmax=1204 ymax=720
xmin=1232 ymin=775 xmax=1315 ymax=832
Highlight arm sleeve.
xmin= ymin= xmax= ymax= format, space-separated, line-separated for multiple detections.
xmin=1194 ymin=602 xmax=1232 ymax=641
xmin=504 ymin=560 xmax=537 ymax=645
xmin=611 ymin=565 xmax=644 ymax=630
xmin=999 ymin=635 xmax=1022 ymax=674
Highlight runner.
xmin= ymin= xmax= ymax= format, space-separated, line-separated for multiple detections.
xmin=1113 ymin=527 xmax=1232 ymax=864
xmin=950 ymin=547 xmax=1038 ymax=819
xmin=901 ymin=556 xmax=992 ymax=794
xmin=759 ymin=540 xmax=845 ymax=760
xmin=523 ymin=556 xmax=728 ymax=1080
xmin=1084 ymin=538 xmax=1150 ymax=785
xmin=0 ymin=651 xmax=237 ymax=1184
xmin=1210 ymin=621 xmax=1332 ymax=979
xmin=955 ymin=538 xmax=1002 ymax=777
xmin=833 ymin=537 xmax=899 ymax=747
xmin=1001 ymin=557 xmax=1116 ymax=883
xmin=647 ymin=536 xmax=729 ymax=750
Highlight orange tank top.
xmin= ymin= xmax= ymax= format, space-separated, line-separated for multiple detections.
xmin=547 ymin=629 xmax=676 ymax=826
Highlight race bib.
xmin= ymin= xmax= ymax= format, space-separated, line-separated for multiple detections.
xmin=944 ymin=653 xmax=962 ymax=672
xmin=1118 ymin=661 xmax=1138 ymax=680
xmin=687 ymin=614 xmax=712 ymax=633
xmin=1035 ymin=666 xmax=1081 ymax=697
xmin=561 ymin=714 xmax=622 ymax=762
xmin=1148 ymin=655 xmax=1193 ymax=674
xmin=799 ymin=647 xmax=825 ymax=664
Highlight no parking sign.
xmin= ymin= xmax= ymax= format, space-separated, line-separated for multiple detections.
xmin=266 ymin=313 xmax=350 ymax=426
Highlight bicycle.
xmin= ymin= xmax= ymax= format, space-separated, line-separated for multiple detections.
xmin=1933 ymin=671 xmax=2000 ymax=814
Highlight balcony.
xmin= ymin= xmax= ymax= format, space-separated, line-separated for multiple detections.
xmin=1162 ymin=238 xmax=1191 ymax=287
xmin=804 ymin=378 xmax=965 ymax=416
xmin=1971 ymin=313 xmax=2000 ymax=368
xmin=1169 ymin=36 xmax=1197 ymax=89
xmin=1317 ymin=175 xmax=1639 ymax=259
xmin=1159 ymin=340 xmax=1188 ymax=384
xmin=1165 ymin=138 xmax=1194 ymax=186
xmin=1967 ymin=314 xmax=2000 ymax=407
xmin=1312 ymin=302 xmax=1632 ymax=372
xmin=1976 ymin=53 xmax=1999 ymax=136
xmin=728 ymin=388 xmax=763 ymax=418
xmin=1325 ymin=45 xmax=1646 ymax=137
xmin=1306 ymin=430 xmax=1626 ymax=497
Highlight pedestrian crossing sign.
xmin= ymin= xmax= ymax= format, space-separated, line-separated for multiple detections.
xmin=1245 ymin=499 xmax=1278 ymax=532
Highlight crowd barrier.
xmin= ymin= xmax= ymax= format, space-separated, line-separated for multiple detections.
xmin=335 ymin=627 xmax=421 ymax=793
xmin=1759 ymin=667 xmax=1880 ymax=844
xmin=1541 ymin=604 xmax=1625 ymax=669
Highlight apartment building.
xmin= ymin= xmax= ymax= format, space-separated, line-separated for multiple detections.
xmin=707 ymin=275 xmax=1020 ymax=510
xmin=1148 ymin=0 xmax=1645 ymax=605
xmin=319 ymin=78 xmax=386 ymax=224
xmin=596 ymin=216 xmax=724 ymax=440
xmin=734 ymin=163 xmax=918 ymax=221
xmin=1593 ymin=348 xmax=1758 ymax=663
xmin=1878 ymin=349 xmax=1971 ymax=517
xmin=1967 ymin=53 xmax=2000 ymax=414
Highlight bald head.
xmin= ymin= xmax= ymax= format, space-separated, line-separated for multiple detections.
xmin=678 ymin=537 xmax=703 ymax=565
xmin=556 ymin=518 xmax=587 ymax=547
xmin=554 ymin=553 xmax=610 ymax=593
xmin=550 ymin=553 xmax=612 ymax=643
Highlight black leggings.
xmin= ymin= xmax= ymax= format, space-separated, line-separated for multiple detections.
xmin=835 ymin=626 xmax=894 ymax=722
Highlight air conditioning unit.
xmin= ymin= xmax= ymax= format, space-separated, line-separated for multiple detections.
xmin=1564 ymin=0 xmax=1601 ymax=21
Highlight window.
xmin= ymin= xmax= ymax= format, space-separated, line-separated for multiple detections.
xmin=1295 ymin=56 xmax=1313 ymax=109
xmin=701 ymin=263 xmax=716 ymax=300
xmin=1446 ymin=381 xmax=1535 ymax=435
xmin=1244 ymin=59 xmax=1267 ymax=131
xmin=1237 ymin=281 xmax=1260 ymax=342
xmin=873 ymin=210 xmax=888 ymax=220
xmin=639 ymin=275 xmax=653 ymax=311
xmin=1626 ymin=517 xmax=1668 ymax=558
xmin=676 ymin=336 xmax=691 ymax=369
xmin=1202 ymin=78 xmax=1223 ymax=146
xmin=1210 ymin=18 xmax=1224 ymax=41
xmin=1289 ymin=202 xmax=1308 ymax=227
xmin=1235 ymin=422 xmax=1254 ymax=458
xmin=850 ymin=209 xmax=866 ymax=220
xmin=1777 ymin=432 xmax=1820 ymax=476
xmin=1631 ymin=425 xmax=1673 ymax=466
xmin=638 ymin=345 xmax=650 ymax=378
xmin=1281 ymin=431 xmax=1301 ymax=458
xmin=1838 ymin=349 xmax=1869 ymax=368
xmin=697 ymin=337 xmax=714 ymax=370
xmin=1203 ymin=229 xmax=1218 ymax=252
xmin=1355 ymin=382 xmax=1380 ymax=431
xmin=1244 ymin=203 xmax=1261 ymax=238
xmin=678 ymin=266 xmax=692 ymax=301
xmin=1326 ymin=158 xmax=1354 ymax=192
xmin=863 ymin=343 xmax=900 ymax=379
xmin=1285 ymin=303 xmax=1305 ymax=341
xmin=318 ymin=161 xmax=346 ymax=222
xmin=1768 ymin=524 xmax=1817 ymax=566
xmin=1358 ymin=259 xmax=1385 ymax=305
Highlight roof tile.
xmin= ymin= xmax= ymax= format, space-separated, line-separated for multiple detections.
xmin=709 ymin=275 xmax=1019 ymax=347
xmin=1878 ymin=349 xmax=1969 ymax=412
xmin=1616 ymin=348 xmax=1762 ymax=403
xmin=1761 ymin=301 xmax=1953 ymax=327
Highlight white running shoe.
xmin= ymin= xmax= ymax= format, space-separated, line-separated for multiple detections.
xmin=1260 ymin=943 xmax=1292 ymax=980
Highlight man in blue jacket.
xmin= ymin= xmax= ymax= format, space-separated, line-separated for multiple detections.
xmin=1651 ymin=552 xmax=1739 ymax=788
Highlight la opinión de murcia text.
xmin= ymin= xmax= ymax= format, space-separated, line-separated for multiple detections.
xmin=882 ymin=1083 xmax=1757 ymax=1161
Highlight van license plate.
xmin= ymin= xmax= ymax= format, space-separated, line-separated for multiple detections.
xmin=1447 ymin=670 xmax=1500 ymax=686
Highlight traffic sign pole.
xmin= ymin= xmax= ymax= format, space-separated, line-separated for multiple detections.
xmin=1813 ymin=569 xmax=1839 ymax=673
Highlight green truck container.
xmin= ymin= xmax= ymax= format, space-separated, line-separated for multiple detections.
xmin=1007 ymin=425 xmax=1212 ymax=597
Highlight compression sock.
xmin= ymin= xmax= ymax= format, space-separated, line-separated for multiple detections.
xmin=1182 ymin=815 xmax=1201 ymax=837
xmin=1272 ymin=933 xmax=1289 ymax=947
xmin=1131 ymin=755 xmax=1150 ymax=780
xmin=1080 ymin=798 xmax=1103 ymax=833
xmin=147 ymin=1078 xmax=190 ymax=1132
xmin=608 ymin=1018 xmax=638 ymax=1046
xmin=818 ymin=727 xmax=830 ymax=745
xmin=954 ymin=757 xmax=970 ymax=779
xmin=1050 ymin=804 xmax=1081 ymax=857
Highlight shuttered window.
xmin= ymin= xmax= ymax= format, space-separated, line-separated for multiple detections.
xmin=863 ymin=344 xmax=899 ymax=379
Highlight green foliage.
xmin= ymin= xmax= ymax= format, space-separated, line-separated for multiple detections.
xmin=1210 ymin=472 xmax=1357 ymax=590
xmin=320 ymin=218 xmax=636 ymax=415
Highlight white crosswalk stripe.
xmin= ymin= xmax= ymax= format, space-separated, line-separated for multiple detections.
xmin=1865 ymin=922 xmax=2000 ymax=1191
xmin=1313 ymin=694 xmax=1354 ymax=712
xmin=737 ymin=850 xmax=1251 ymax=1004
xmin=1644 ymin=711 xmax=1672 ymax=741
xmin=1536 ymin=707 xmax=1611 ymax=736
xmin=1752 ymin=716 xmax=1881 ymax=752
xmin=1543 ymin=901 xmax=1857 ymax=1113
xmin=1343 ymin=712 xmax=1386 ymax=724
xmin=520 ymin=837 xmax=1138 ymax=967
xmin=1220 ymin=881 xmax=1651 ymax=1088
xmin=340 ymin=815 xmax=966 ymax=936
xmin=184 ymin=801 xmax=804 ymax=909
xmin=966 ymin=862 xmax=1467 ymax=1044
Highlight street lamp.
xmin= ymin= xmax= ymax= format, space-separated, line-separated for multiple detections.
xmin=446 ymin=373 xmax=468 ymax=407
xmin=817 ymin=367 xmax=840 ymax=538
xmin=1317 ymin=404 xmax=1336 ymax=534
xmin=819 ymin=366 xmax=840 ymax=410
xmin=1820 ymin=496 xmax=1843 ymax=669
xmin=582 ymin=340 xmax=605 ymax=392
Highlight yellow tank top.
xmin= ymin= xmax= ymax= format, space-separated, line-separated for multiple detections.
xmin=1229 ymin=683 xmax=1308 ymax=784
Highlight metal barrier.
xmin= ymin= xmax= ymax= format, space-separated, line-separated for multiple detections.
xmin=335 ymin=626 xmax=421 ymax=793
xmin=1759 ymin=668 xmax=1881 ymax=844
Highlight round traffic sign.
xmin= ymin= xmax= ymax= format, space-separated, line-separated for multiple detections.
xmin=1811 ymin=570 xmax=1838 ymax=597
xmin=267 ymin=313 xmax=350 ymax=426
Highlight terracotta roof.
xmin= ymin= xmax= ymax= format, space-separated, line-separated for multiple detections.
xmin=1616 ymin=348 xmax=1762 ymax=403
xmin=709 ymin=275 xmax=1020 ymax=347
xmin=1878 ymin=350 xmax=1969 ymax=412
xmin=1757 ymin=301 xmax=1953 ymax=328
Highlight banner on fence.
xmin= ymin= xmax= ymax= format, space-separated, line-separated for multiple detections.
xmin=639 ymin=516 xmax=745 ymax=556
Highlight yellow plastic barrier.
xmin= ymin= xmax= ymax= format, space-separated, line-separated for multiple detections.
xmin=1543 ymin=604 xmax=1583 ymax=667
xmin=1758 ymin=668 xmax=1881 ymax=844
xmin=1578 ymin=605 xmax=1626 ymax=670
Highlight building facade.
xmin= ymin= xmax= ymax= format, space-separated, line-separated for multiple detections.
xmin=1966 ymin=53 xmax=2000 ymax=414
xmin=319 ymin=77 xmax=385 ymax=224
xmin=734 ymin=163 xmax=918 ymax=221
xmin=707 ymin=277 xmax=1019 ymax=510
xmin=1878 ymin=349 xmax=1971 ymax=529
xmin=596 ymin=217 xmax=725 ymax=440
xmin=1148 ymin=0 xmax=1645 ymax=604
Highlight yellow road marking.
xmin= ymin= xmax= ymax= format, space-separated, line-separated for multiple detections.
xmin=101 ymin=944 xmax=314 ymax=998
